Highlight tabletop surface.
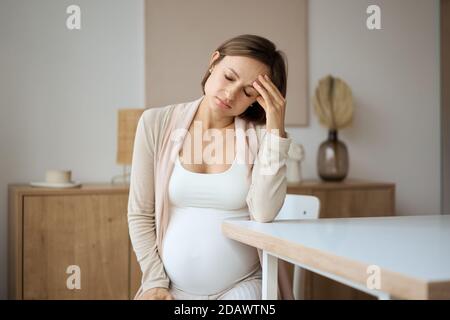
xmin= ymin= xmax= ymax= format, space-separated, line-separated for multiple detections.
xmin=223 ymin=215 xmax=450 ymax=282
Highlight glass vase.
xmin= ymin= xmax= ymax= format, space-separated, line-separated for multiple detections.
xmin=317 ymin=130 xmax=349 ymax=181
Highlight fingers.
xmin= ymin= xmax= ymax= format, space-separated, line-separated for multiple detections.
xmin=257 ymin=75 xmax=285 ymax=106
xmin=253 ymin=79 xmax=273 ymax=109
xmin=157 ymin=291 xmax=173 ymax=300
xmin=137 ymin=287 xmax=173 ymax=300
xmin=255 ymin=95 xmax=265 ymax=108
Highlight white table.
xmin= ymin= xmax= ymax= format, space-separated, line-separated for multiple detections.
xmin=222 ymin=215 xmax=450 ymax=300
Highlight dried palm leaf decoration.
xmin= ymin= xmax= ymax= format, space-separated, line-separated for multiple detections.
xmin=313 ymin=75 xmax=354 ymax=130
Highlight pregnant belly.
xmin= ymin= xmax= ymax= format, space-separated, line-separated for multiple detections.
xmin=162 ymin=206 xmax=260 ymax=295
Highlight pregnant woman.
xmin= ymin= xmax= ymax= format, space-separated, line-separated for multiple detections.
xmin=128 ymin=34 xmax=294 ymax=300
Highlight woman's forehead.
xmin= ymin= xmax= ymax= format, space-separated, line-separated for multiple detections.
xmin=219 ymin=55 xmax=270 ymax=75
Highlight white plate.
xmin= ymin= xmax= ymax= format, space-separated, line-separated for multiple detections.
xmin=29 ymin=181 xmax=82 ymax=188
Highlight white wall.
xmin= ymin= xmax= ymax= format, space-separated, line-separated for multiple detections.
xmin=0 ymin=0 xmax=144 ymax=299
xmin=289 ymin=0 xmax=440 ymax=216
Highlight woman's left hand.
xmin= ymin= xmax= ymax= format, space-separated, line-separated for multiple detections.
xmin=253 ymin=74 xmax=287 ymax=138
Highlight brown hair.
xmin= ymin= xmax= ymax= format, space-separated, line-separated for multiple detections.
xmin=201 ymin=34 xmax=288 ymax=125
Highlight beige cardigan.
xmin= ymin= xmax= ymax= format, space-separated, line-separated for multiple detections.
xmin=128 ymin=96 xmax=294 ymax=299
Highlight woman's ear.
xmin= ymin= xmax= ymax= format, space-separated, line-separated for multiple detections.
xmin=209 ymin=51 xmax=221 ymax=68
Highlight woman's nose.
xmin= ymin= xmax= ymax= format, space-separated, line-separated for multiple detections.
xmin=225 ymin=85 xmax=238 ymax=101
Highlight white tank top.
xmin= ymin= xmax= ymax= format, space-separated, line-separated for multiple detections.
xmin=162 ymin=147 xmax=260 ymax=295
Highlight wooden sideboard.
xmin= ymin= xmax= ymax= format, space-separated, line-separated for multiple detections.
xmin=8 ymin=184 xmax=132 ymax=299
xmin=8 ymin=179 xmax=394 ymax=300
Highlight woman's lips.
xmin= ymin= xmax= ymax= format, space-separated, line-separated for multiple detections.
xmin=216 ymin=97 xmax=231 ymax=109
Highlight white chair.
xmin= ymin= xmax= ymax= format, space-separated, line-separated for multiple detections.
xmin=275 ymin=194 xmax=321 ymax=299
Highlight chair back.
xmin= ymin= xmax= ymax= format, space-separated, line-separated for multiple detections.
xmin=275 ymin=194 xmax=321 ymax=299
xmin=276 ymin=194 xmax=320 ymax=220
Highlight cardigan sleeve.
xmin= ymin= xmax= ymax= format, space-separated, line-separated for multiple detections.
xmin=246 ymin=129 xmax=292 ymax=223
xmin=127 ymin=111 xmax=170 ymax=292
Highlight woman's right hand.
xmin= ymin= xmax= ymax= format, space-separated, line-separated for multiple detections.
xmin=136 ymin=287 xmax=174 ymax=300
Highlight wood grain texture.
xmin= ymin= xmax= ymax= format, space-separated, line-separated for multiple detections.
xmin=22 ymin=194 xmax=129 ymax=299
xmin=442 ymin=0 xmax=450 ymax=215
xmin=9 ymin=181 xmax=395 ymax=300
xmin=8 ymin=186 xmax=23 ymax=299
xmin=129 ymin=247 xmax=142 ymax=299
xmin=9 ymin=184 xmax=131 ymax=300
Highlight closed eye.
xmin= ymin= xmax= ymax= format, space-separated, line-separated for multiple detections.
xmin=224 ymin=75 xmax=253 ymax=97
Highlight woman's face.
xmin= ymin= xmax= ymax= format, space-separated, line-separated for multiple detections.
xmin=204 ymin=53 xmax=270 ymax=117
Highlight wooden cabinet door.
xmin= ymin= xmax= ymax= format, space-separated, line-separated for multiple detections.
xmin=23 ymin=194 xmax=129 ymax=299
xmin=314 ymin=188 xmax=395 ymax=218
xmin=129 ymin=250 xmax=142 ymax=299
